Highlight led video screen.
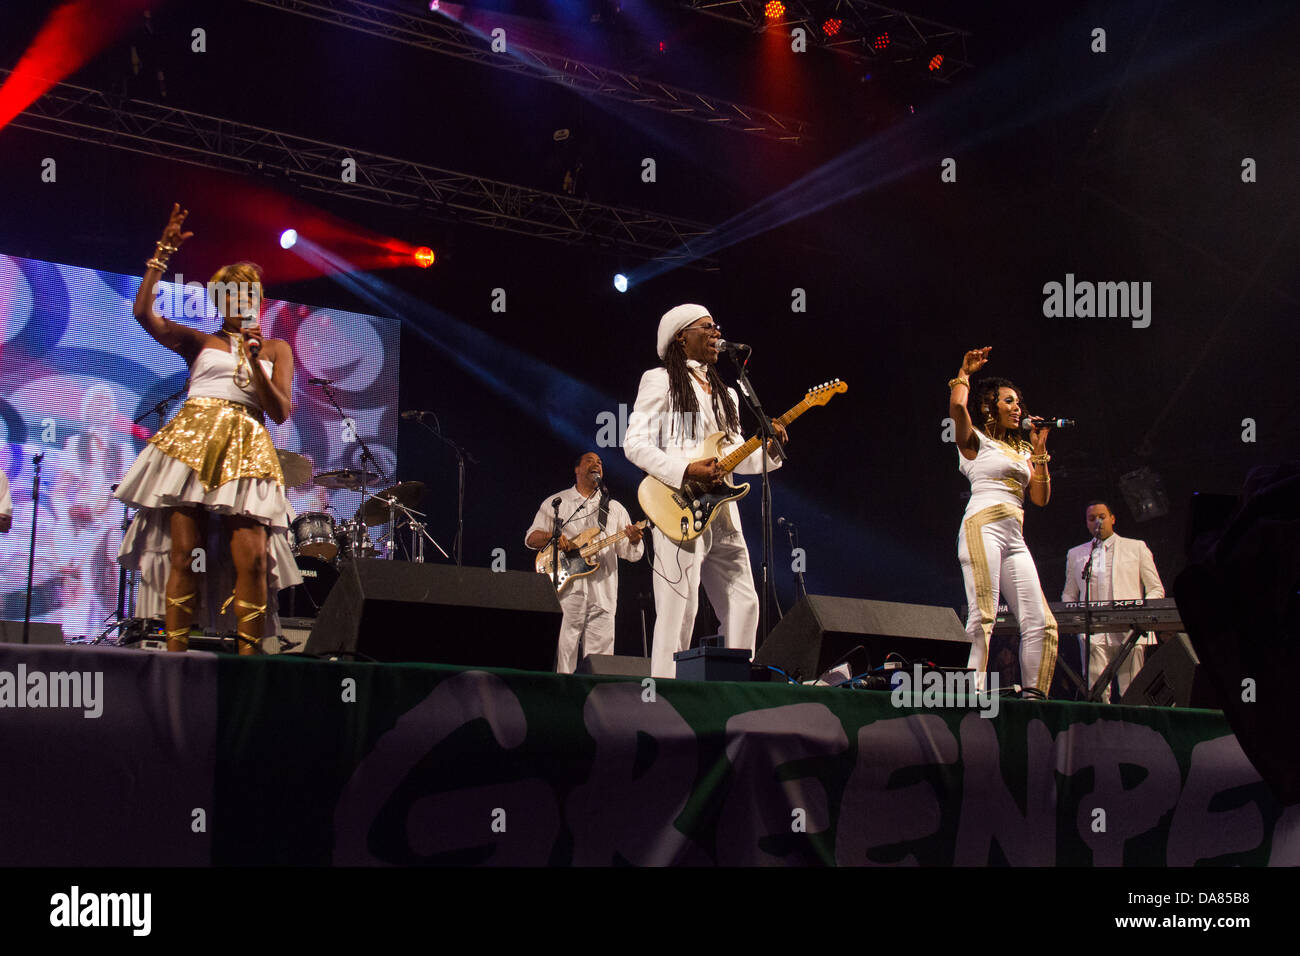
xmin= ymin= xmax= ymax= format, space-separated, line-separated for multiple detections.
xmin=0 ymin=254 xmax=400 ymax=638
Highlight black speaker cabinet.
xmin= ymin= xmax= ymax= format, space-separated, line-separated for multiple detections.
xmin=1120 ymin=633 xmax=1222 ymax=708
xmin=575 ymin=654 xmax=651 ymax=677
xmin=756 ymin=595 xmax=970 ymax=681
xmin=0 ymin=620 xmax=64 ymax=645
xmin=304 ymin=560 xmax=563 ymax=670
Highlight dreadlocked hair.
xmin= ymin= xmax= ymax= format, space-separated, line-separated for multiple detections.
xmin=663 ymin=338 xmax=740 ymax=442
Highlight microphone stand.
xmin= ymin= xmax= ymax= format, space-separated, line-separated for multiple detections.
xmin=784 ymin=520 xmax=807 ymax=602
xmin=727 ymin=347 xmax=785 ymax=646
xmin=320 ymin=382 xmax=387 ymax=556
xmin=1083 ymin=535 xmax=1100 ymax=697
xmin=22 ymin=451 xmax=45 ymax=644
xmin=550 ymin=497 xmax=563 ymax=590
xmin=408 ymin=411 xmax=475 ymax=566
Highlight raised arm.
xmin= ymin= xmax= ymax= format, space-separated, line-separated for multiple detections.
xmin=133 ymin=204 xmax=203 ymax=360
xmin=950 ymin=347 xmax=990 ymax=461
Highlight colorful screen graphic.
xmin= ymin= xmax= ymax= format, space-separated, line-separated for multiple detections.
xmin=0 ymin=254 xmax=400 ymax=639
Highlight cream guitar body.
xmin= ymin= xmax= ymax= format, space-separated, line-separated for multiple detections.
xmin=636 ymin=380 xmax=847 ymax=543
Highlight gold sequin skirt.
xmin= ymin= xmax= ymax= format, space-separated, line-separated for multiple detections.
xmin=114 ymin=396 xmax=302 ymax=634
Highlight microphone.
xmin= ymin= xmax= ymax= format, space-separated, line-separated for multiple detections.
xmin=777 ymin=516 xmax=795 ymax=529
xmin=716 ymin=339 xmax=751 ymax=354
xmin=309 ymin=377 xmax=334 ymax=386
xmin=1020 ymin=416 xmax=1076 ymax=434
xmin=240 ymin=309 xmax=261 ymax=358
xmin=400 ymin=410 xmax=427 ymax=420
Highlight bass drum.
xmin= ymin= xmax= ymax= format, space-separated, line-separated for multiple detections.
xmin=291 ymin=512 xmax=337 ymax=562
xmin=277 ymin=556 xmax=339 ymax=619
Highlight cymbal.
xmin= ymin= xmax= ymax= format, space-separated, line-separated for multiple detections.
xmin=356 ymin=481 xmax=426 ymax=525
xmin=276 ymin=449 xmax=313 ymax=489
xmin=314 ymin=468 xmax=381 ymax=491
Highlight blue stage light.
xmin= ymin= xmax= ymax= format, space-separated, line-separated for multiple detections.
xmin=280 ymin=229 xmax=298 ymax=250
xmin=613 ymin=273 xmax=628 ymax=293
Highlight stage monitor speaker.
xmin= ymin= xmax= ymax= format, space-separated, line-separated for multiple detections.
xmin=1120 ymin=633 xmax=1221 ymax=709
xmin=0 ymin=620 xmax=65 ymax=645
xmin=575 ymin=654 xmax=651 ymax=677
xmin=304 ymin=559 xmax=562 ymax=670
xmin=756 ymin=595 xmax=969 ymax=682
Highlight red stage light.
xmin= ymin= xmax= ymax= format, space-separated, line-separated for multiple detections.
xmin=928 ymin=53 xmax=944 ymax=71
xmin=764 ymin=1 xmax=785 ymax=20
xmin=822 ymin=18 xmax=842 ymax=37
xmin=873 ymin=33 xmax=890 ymax=50
xmin=414 ymin=247 xmax=436 ymax=268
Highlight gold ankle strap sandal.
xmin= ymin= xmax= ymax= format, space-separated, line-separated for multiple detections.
xmin=165 ymin=592 xmax=197 ymax=647
xmin=222 ymin=593 xmax=267 ymax=652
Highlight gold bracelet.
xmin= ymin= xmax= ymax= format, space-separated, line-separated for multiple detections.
xmin=1030 ymin=453 xmax=1051 ymax=464
xmin=145 ymin=257 xmax=169 ymax=272
xmin=948 ymin=377 xmax=970 ymax=390
xmin=155 ymin=241 xmax=179 ymax=254
xmin=1032 ymin=475 xmax=1050 ymax=482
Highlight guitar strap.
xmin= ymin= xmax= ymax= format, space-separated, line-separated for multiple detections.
xmin=597 ymin=488 xmax=610 ymax=531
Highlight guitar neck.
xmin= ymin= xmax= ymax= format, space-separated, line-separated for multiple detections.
xmin=579 ymin=520 xmax=648 ymax=558
xmin=717 ymin=399 xmax=809 ymax=473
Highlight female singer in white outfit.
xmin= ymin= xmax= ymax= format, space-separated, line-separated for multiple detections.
xmin=949 ymin=347 xmax=1058 ymax=697
xmin=115 ymin=204 xmax=300 ymax=653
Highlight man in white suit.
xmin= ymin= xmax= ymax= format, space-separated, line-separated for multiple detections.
xmin=623 ymin=304 xmax=785 ymax=678
xmin=1062 ymin=500 xmax=1165 ymax=701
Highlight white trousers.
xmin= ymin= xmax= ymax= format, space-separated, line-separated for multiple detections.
xmin=649 ymin=517 xmax=758 ymax=678
xmin=555 ymin=591 xmax=614 ymax=674
xmin=959 ymin=503 xmax=1059 ymax=694
xmin=1080 ymin=636 xmax=1146 ymax=702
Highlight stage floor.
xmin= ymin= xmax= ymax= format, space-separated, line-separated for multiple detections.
xmin=0 ymin=641 xmax=1294 ymax=866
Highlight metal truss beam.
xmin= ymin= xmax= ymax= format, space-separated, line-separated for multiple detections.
xmin=3 ymin=72 xmax=717 ymax=265
xmin=683 ymin=0 xmax=973 ymax=80
xmin=242 ymin=0 xmax=812 ymax=144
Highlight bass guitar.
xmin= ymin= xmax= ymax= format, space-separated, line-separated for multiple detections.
xmin=535 ymin=519 xmax=650 ymax=594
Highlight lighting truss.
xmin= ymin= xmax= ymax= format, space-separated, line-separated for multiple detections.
xmin=4 ymin=72 xmax=718 ymax=264
xmin=683 ymin=0 xmax=973 ymax=80
xmin=243 ymin=0 xmax=812 ymax=144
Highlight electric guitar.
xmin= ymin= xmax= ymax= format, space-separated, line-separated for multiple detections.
xmin=637 ymin=379 xmax=847 ymax=542
xmin=535 ymin=519 xmax=650 ymax=594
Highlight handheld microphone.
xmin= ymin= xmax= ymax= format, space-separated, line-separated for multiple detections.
xmin=309 ymin=377 xmax=334 ymax=386
xmin=240 ymin=310 xmax=261 ymax=359
xmin=716 ymin=339 xmax=751 ymax=354
xmin=400 ymin=410 xmax=427 ymax=420
xmin=1020 ymin=416 xmax=1076 ymax=434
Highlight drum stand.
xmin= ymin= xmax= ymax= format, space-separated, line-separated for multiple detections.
xmin=373 ymin=496 xmax=448 ymax=563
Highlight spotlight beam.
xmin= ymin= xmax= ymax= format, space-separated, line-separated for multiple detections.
xmin=2 ymin=70 xmax=717 ymax=266
xmin=632 ymin=3 xmax=1289 ymax=284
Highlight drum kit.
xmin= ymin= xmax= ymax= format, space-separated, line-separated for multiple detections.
xmin=276 ymin=449 xmax=448 ymax=617
xmin=277 ymin=449 xmax=447 ymax=567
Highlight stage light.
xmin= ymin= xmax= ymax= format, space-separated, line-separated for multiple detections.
xmin=414 ymin=246 xmax=436 ymax=268
xmin=428 ymin=1 xmax=439 ymax=11
xmin=873 ymin=33 xmax=890 ymax=50
xmin=279 ymin=229 xmax=298 ymax=249
xmin=764 ymin=1 xmax=784 ymax=21
xmin=613 ymin=273 xmax=628 ymax=293
xmin=928 ymin=53 xmax=944 ymax=71
xmin=822 ymin=18 xmax=842 ymax=37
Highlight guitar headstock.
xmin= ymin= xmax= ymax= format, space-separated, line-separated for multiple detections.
xmin=804 ymin=379 xmax=848 ymax=406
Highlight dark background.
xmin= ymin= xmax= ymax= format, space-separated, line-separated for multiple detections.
xmin=1 ymin=0 xmax=1296 ymax=652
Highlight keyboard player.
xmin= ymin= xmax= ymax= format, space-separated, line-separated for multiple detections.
xmin=1062 ymin=500 xmax=1166 ymax=701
